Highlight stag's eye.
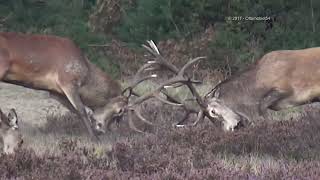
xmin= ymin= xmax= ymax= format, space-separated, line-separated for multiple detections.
xmin=207 ymin=107 xmax=219 ymax=118
xmin=210 ymin=109 xmax=218 ymax=117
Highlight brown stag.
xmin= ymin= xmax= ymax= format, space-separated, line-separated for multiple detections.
xmin=0 ymin=108 xmax=23 ymax=154
xmin=0 ymin=32 xmax=206 ymax=140
xmin=202 ymin=47 xmax=320 ymax=131
xmin=130 ymin=43 xmax=320 ymax=132
xmin=0 ymin=32 xmax=164 ymax=140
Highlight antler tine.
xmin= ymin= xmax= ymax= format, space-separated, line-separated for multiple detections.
xmin=136 ymin=63 xmax=154 ymax=76
xmin=160 ymin=89 xmax=205 ymax=127
xmin=175 ymin=109 xmax=205 ymax=127
xmin=143 ymin=42 xmax=179 ymax=73
xmin=143 ymin=41 xmax=206 ymax=88
xmin=178 ymin=56 xmax=206 ymax=76
xmin=122 ymin=62 xmax=158 ymax=96
xmin=154 ymin=94 xmax=184 ymax=106
xmin=143 ymin=41 xmax=207 ymax=108
xmin=132 ymin=107 xmax=154 ymax=125
xmin=192 ymin=110 xmax=205 ymax=126
xmin=147 ymin=40 xmax=160 ymax=54
xmin=128 ymin=110 xmax=144 ymax=133
xmin=129 ymin=76 xmax=187 ymax=106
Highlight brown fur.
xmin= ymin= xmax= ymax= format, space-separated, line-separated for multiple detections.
xmin=0 ymin=32 xmax=121 ymax=100
xmin=255 ymin=48 xmax=320 ymax=108
xmin=0 ymin=32 xmax=122 ymax=139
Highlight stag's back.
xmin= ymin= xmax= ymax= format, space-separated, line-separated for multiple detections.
xmin=0 ymin=32 xmax=89 ymax=93
xmin=256 ymin=47 xmax=320 ymax=102
xmin=0 ymin=32 xmax=122 ymax=110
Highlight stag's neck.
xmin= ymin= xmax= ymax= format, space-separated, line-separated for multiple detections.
xmin=79 ymin=61 xmax=122 ymax=109
xmin=219 ymin=68 xmax=268 ymax=105
xmin=217 ymin=68 xmax=270 ymax=121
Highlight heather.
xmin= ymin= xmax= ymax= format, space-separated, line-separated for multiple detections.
xmin=1 ymin=103 xmax=320 ymax=179
xmin=0 ymin=1 xmax=319 ymax=179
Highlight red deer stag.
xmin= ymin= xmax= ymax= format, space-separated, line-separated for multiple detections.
xmin=0 ymin=32 xmax=205 ymax=140
xmin=0 ymin=32 xmax=150 ymax=140
xmin=125 ymin=42 xmax=320 ymax=132
xmin=0 ymin=108 xmax=23 ymax=154
xmin=202 ymin=47 xmax=320 ymax=131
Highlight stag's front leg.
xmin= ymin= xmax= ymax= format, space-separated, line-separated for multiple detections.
xmin=259 ymin=89 xmax=289 ymax=117
xmin=50 ymin=92 xmax=94 ymax=119
xmin=50 ymin=92 xmax=78 ymax=113
xmin=60 ymin=85 xmax=99 ymax=141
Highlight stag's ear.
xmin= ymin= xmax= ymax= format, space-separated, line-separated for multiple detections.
xmin=0 ymin=109 xmax=5 ymax=123
xmin=205 ymin=88 xmax=215 ymax=99
xmin=7 ymin=108 xmax=18 ymax=129
xmin=214 ymin=87 xmax=220 ymax=98
xmin=205 ymin=86 xmax=220 ymax=99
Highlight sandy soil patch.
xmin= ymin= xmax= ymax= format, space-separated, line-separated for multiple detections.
xmin=0 ymin=82 xmax=68 ymax=127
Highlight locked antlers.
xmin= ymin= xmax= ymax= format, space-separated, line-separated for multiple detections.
xmin=122 ymin=40 xmax=212 ymax=132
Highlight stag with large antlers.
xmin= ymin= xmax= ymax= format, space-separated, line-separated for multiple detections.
xmin=0 ymin=31 xmax=223 ymax=140
xmin=126 ymin=42 xmax=320 ymax=132
xmin=0 ymin=32 xmax=160 ymax=140
xmin=202 ymin=47 xmax=320 ymax=131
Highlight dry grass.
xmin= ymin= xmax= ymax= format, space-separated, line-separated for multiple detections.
xmin=1 ymin=98 xmax=320 ymax=179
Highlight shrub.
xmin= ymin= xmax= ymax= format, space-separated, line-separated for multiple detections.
xmin=115 ymin=0 xmax=223 ymax=43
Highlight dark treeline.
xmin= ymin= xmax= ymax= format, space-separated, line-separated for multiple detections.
xmin=0 ymin=0 xmax=319 ymax=74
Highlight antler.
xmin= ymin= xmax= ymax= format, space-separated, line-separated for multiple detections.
xmin=121 ymin=63 xmax=157 ymax=96
xmin=124 ymin=40 xmax=214 ymax=131
xmin=120 ymin=56 xmax=181 ymax=131
xmin=120 ymin=46 xmax=195 ymax=131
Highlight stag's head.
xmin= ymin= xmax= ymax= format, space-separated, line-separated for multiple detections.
xmin=92 ymin=61 xmax=159 ymax=134
xmin=93 ymin=96 xmax=128 ymax=133
xmin=204 ymin=87 xmax=247 ymax=131
xmin=0 ymin=108 xmax=24 ymax=154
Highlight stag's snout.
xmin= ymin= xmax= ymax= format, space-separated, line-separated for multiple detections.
xmin=92 ymin=96 xmax=128 ymax=134
xmin=206 ymin=100 xmax=246 ymax=131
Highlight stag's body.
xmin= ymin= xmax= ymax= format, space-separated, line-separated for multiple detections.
xmin=256 ymin=47 xmax=320 ymax=108
xmin=206 ymin=47 xmax=320 ymax=130
xmin=0 ymin=32 xmax=121 ymax=106
xmin=0 ymin=32 xmax=123 ymax=139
